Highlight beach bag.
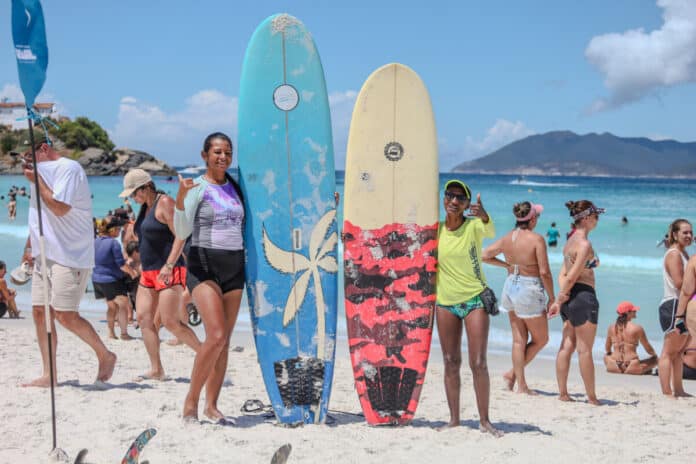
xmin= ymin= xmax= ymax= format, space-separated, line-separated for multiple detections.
xmin=479 ymin=287 xmax=499 ymax=316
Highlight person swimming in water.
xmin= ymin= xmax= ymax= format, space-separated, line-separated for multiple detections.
xmin=604 ymin=301 xmax=657 ymax=375
xmin=546 ymin=222 xmax=560 ymax=248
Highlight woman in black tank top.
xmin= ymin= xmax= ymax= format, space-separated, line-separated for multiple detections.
xmin=120 ymin=169 xmax=201 ymax=381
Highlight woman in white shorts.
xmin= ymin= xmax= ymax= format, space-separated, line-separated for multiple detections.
xmin=483 ymin=201 xmax=557 ymax=394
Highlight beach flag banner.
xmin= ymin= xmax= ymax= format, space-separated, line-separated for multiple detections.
xmin=12 ymin=0 xmax=49 ymax=112
xmin=11 ymin=1 xmax=66 ymax=459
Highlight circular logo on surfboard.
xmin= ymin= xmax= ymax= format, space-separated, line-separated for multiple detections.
xmin=273 ymin=84 xmax=299 ymax=111
xmin=384 ymin=142 xmax=404 ymax=161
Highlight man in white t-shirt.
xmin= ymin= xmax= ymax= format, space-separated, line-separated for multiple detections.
xmin=20 ymin=142 xmax=117 ymax=388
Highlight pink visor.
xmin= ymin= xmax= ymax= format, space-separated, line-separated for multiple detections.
xmin=518 ymin=203 xmax=543 ymax=222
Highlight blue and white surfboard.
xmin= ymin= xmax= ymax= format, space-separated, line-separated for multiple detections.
xmin=238 ymin=13 xmax=337 ymax=425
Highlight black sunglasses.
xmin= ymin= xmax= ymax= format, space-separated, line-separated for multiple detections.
xmin=444 ymin=191 xmax=469 ymax=202
xmin=130 ymin=185 xmax=146 ymax=198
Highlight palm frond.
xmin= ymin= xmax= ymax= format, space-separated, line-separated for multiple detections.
xmin=263 ymin=227 xmax=310 ymax=274
xmin=317 ymin=255 xmax=338 ymax=273
xmin=283 ymin=270 xmax=311 ymax=326
xmin=309 ymin=209 xmax=336 ymax=260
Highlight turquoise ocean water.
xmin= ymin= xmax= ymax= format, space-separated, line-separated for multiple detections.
xmin=2 ymin=172 xmax=695 ymax=360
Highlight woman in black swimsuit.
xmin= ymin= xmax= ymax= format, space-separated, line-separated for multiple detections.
xmin=554 ymin=200 xmax=604 ymax=405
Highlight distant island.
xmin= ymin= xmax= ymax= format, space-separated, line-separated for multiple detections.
xmin=453 ymin=131 xmax=696 ymax=178
xmin=0 ymin=115 xmax=175 ymax=176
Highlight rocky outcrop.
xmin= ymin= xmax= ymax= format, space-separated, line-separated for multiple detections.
xmin=0 ymin=146 xmax=176 ymax=176
xmin=77 ymin=147 xmax=176 ymax=176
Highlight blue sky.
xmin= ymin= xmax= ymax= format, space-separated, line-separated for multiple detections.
xmin=2 ymin=0 xmax=695 ymax=170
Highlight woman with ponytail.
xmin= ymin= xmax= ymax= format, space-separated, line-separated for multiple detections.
xmin=483 ymin=201 xmax=556 ymax=394
xmin=554 ymin=200 xmax=604 ymax=405
xmin=658 ymin=219 xmax=692 ymax=396
xmin=603 ymin=301 xmax=657 ymax=375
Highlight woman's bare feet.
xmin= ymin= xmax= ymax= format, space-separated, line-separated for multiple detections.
xmin=503 ymin=371 xmax=515 ymax=391
xmin=97 ymin=351 xmax=117 ymax=382
xmin=517 ymin=386 xmax=538 ymax=396
xmin=120 ymin=333 xmax=134 ymax=341
xmin=587 ymin=396 xmax=602 ymax=406
xmin=21 ymin=375 xmax=56 ymax=388
xmin=480 ymin=420 xmax=503 ymax=437
xmin=108 ymin=331 xmax=118 ymax=340
xmin=674 ymin=391 xmax=693 ymax=398
xmin=559 ymin=393 xmax=576 ymax=402
xmin=134 ymin=370 xmax=167 ymax=382
xmin=436 ymin=420 xmax=460 ymax=431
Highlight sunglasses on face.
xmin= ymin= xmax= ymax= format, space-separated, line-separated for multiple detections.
xmin=130 ymin=186 xmax=145 ymax=198
xmin=444 ymin=191 xmax=469 ymax=202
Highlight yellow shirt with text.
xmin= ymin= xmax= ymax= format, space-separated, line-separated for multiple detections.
xmin=436 ymin=217 xmax=495 ymax=306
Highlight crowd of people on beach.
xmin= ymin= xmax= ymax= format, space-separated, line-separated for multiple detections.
xmin=3 ymin=132 xmax=694 ymax=436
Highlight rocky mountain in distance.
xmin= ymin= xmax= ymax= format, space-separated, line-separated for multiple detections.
xmin=453 ymin=131 xmax=696 ymax=178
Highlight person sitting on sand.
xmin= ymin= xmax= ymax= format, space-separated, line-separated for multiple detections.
xmin=483 ymin=201 xmax=556 ymax=395
xmin=0 ymin=260 xmax=21 ymax=318
xmin=681 ymin=337 xmax=696 ymax=381
xmin=92 ymin=216 xmax=137 ymax=340
xmin=604 ymin=301 xmax=657 ymax=375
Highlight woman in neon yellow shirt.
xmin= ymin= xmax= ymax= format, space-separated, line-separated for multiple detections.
xmin=436 ymin=179 xmax=501 ymax=437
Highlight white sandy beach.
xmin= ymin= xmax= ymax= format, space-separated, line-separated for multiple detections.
xmin=1 ymin=314 xmax=694 ymax=464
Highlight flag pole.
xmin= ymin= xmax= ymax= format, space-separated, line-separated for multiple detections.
xmin=27 ymin=118 xmax=59 ymax=452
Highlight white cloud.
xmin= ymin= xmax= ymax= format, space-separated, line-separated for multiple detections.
xmin=585 ymin=0 xmax=696 ymax=112
xmin=111 ymin=88 xmax=359 ymax=168
xmin=441 ymin=119 xmax=535 ymax=170
xmin=110 ymin=90 xmax=238 ymax=165
xmin=0 ymin=83 xmax=24 ymax=102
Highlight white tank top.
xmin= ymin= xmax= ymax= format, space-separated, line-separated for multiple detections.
xmin=662 ymin=248 xmax=688 ymax=302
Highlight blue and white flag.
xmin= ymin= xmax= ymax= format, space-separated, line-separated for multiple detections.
xmin=11 ymin=0 xmax=48 ymax=111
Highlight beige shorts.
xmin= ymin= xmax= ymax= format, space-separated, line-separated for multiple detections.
xmin=31 ymin=258 xmax=90 ymax=312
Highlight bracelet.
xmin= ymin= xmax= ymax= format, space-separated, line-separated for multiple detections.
xmin=164 ymin=263 xmax=174 ymax=270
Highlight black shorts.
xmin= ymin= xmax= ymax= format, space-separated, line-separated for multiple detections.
xmin=683 ymin=363 xmax=696 ymax=381
xmin=659 ymin=298 xmax=679 ymax=333
xmin=186 ymin=246 xmax=245 ymax=294
xmin=560 ymin=283 xmax=599 ymax=326
xmin=93 ymin=279 xmax=128 ymax=301
xmin=0 ymin=302 xmax=6 ymax=318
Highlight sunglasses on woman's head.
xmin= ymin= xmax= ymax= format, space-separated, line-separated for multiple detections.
xmin=444 ymin=191 xmax=468 ymax=202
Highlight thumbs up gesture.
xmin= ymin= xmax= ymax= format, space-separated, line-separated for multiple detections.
xmin=466 ymin=193 xmax=489 ymax=222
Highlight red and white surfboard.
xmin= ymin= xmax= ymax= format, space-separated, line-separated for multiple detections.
xmin=343 ymin=63 xmax=439 ymax=425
